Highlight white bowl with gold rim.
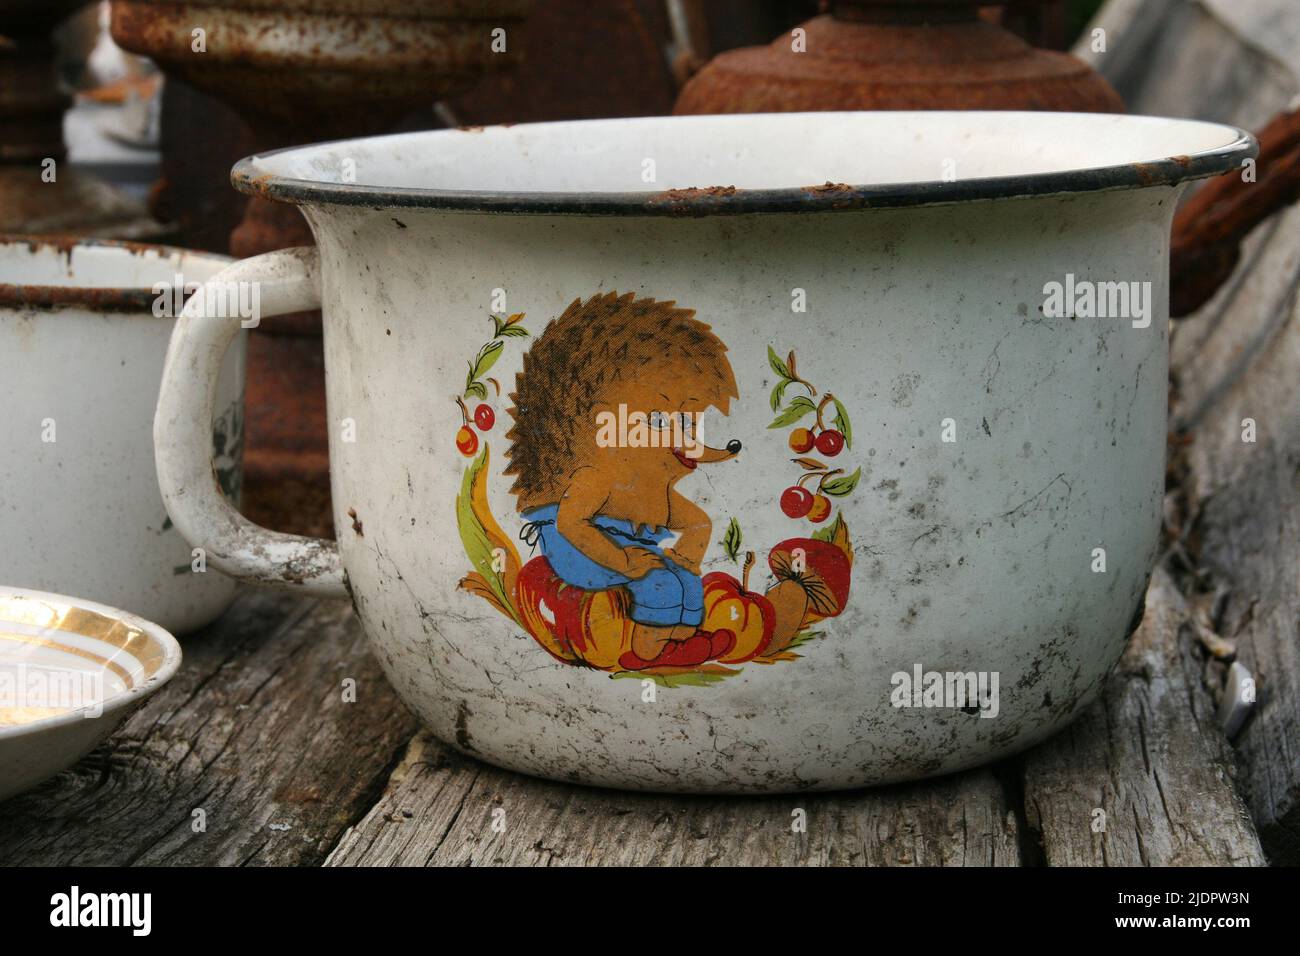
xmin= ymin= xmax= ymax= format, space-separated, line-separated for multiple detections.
xmin=0 ymin=586 xmax=181 ymax=802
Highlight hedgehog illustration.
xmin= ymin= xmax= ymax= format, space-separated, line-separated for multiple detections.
xmin=505 ymin=292 xmax=747 ymax=666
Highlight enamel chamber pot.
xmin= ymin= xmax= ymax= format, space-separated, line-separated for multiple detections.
xmin=154 ymin=112 xmax=1254 ymax=792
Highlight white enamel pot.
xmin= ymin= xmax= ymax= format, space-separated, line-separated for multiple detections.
xmin=0 ymin=238 xmax=245 ymax=636
xmin=154 ymin=112 xmax=1254 ymax=792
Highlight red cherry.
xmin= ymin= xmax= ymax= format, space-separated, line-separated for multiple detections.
xmin=788 ymin=427 xmax=815 ymax=454
xmin=808 ymin=494 xmax=832 ymax=523
xmin=474 ymin=404 xmax=495 ymax=431
xmin=780 ymin=486 xmax=813 ymax=518
xmin=456 ymin=425 xmax=478 ymax=456
xmin=815 ymin=429 xmax=845 ymax=456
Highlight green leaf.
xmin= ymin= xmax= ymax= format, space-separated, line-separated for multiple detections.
xmin=811 ymin=512 xmax=845 ymax=544
xmin=768 ymin=396 xmax=816 ymax=429
xmin=455 ymin=447 xmax=513 ymax=618
xmin=463 ymin=339 xmax=506 ymax=398
xmin=473 ymin=339 xmax=505 ymax=379
xmin=497 ymin=325 xmax=530 ymax=337
xmin=821 ymin=467 xmax=861 ymax=497
xmin=767 ymin=345 xmax=791 ymax=380
xmin=831 ymin=396 xmax=853 ymax=449
xmin=490 ymin=314 xmax=506 ymax=336
xmin=769 ymin=379 xmax=788 ymax=412
xmin=785 ymin=629 xmax=822 ymax=653
xmin=612 ymin=668 xmax=739 ymax=688
xmin=755 ymin=628 xmax=822 ymax=662
xmin=721 ymin=517 xmax=742 ymax=563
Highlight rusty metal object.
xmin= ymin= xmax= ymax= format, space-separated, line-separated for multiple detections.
xmin=241 ymin=330 xmax=333 ymax=540
xmin=0 ymin=234 xmax=197 ymax=311
xmin=111 ymin=0 xmax=535 ymax=253
xmin=149 ymin=77 xmax=255 ymax=254
xmin=995 ymin=0 xmax=1070 ymax=51
xmin=686 ymin=0 xmax=821 ymax=58
xmin=0 ymin=0 xmax=153 ymax=235
xmin=1171 ymin=106 xmax=1300 ymax=317
xmin=450 ymin=0 xmax=675 ymax=123
xmin=110 ymin=0 xmax=534 ymax=537
xmin=110 ymin=0 xmax=534 ymax=128
xmin=674 ymin=0 xmax=1123 ymax=115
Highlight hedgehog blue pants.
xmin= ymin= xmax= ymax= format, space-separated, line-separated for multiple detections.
xmin=521 ymin=505 xmax=704 ymax=628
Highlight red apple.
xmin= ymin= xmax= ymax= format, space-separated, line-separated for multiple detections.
xmin=701 ymin=570 xmax=776 ymax=663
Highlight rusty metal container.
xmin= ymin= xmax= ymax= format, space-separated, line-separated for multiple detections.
xmin=675 ymin=0 xmax=1123 ymax=114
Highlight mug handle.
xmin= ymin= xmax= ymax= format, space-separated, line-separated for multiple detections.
xmin=154 ymin=246 xmax=347 ymax=599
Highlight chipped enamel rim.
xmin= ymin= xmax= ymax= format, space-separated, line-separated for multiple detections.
xmin=232 ymin=111 xmax=1257 ymax=217
xmin=0 ymin=236 xmax=233 ymax=313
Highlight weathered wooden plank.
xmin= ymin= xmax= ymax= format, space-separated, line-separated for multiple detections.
xmin=0 ymin=591 xmax=418 ymax=866
xmin=325 ymin=734 xmax=1020 ymax=867
xmin=1169 ymin=206 xmax=1300 ymax=863
xmin=1076 ymin=0 xmax=1299 ymax=864
xmin=1021 ymin=568 xmax=1267 ymax=866
xmin=1078 ymin=0 xmax=1299 ymax=129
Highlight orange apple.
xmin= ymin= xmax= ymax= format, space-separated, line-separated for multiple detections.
xmin=702 ymin=557 xmax=776 ymax=663
xmin=514 ymin=556 xmax=633 ymax=671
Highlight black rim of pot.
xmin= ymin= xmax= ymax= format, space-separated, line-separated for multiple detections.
xmin=231 ymin=113 xmax=1258 ymax=218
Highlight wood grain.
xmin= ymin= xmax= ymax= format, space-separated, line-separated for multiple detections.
xmin=0 ymin=589 xmax=419 ymax=866
xmin=324 ymin=733 xmax=1021 ymax=866
xmin=1021 ymin=569 xmax=1266 ymax=866
xmin=1080 ymin=0 xmax=1300 ymax=867
xmin=1170 ymin=207 xmax=1300 ymax=863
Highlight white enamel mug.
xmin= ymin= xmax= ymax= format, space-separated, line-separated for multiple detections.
xmin=0 ymin=238 xmax=245 ymax=634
